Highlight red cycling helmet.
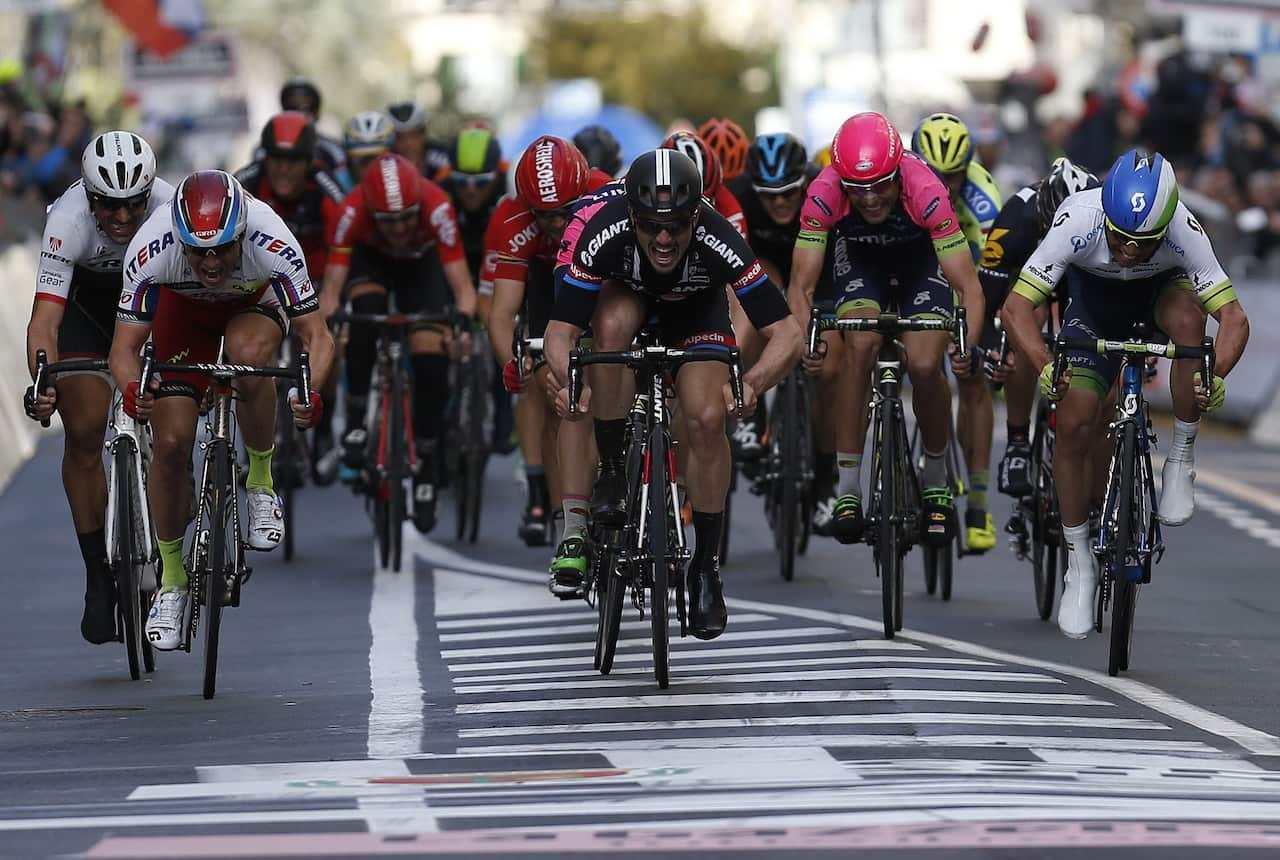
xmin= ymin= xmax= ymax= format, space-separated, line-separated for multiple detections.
xmin=513 ymin=135 xmax=589 ymax=211
xmin=661 ymin=131 xmax=722 ymax=199
xmin=361 ymin=152 xmax=424 ymax=216
xmin=261 ymin=111 xmax=317 ymax=160
xmin=831 ymin=112 xmax=903 ymax=184
xmin=172 ymin=169 xmax=248 ymax=248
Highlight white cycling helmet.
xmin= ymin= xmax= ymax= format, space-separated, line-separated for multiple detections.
xmin=343 ymin=111 xmax=396 ymax=157
xmin=387 ymin=100 xmax=428 ymax=133
xmin=82 ymin=131 xmax=157 ymax=200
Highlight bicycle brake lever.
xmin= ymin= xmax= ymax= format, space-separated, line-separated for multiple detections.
xmin=728 ymin=347 xmax=745 ymax=413
xmin=567 ymin=351 xmax=582 ymax=414
xmin=954 ymin=305 xmax=968 ymax=356
xmin=807 ymin=306 xmax=821 ymax=358
xmin=298 ymin=351 xmax=312 ymax=407
xmin=138 ymin=342 xmax=155 ymax=427
xmin=32 ymin=348 xmax=51 ymax=428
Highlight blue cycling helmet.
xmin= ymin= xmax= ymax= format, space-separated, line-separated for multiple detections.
xmin=1101 ymin=149 xmax=1179 ymax=239
xmin=747 ymin=133 xmax=808 ymax=191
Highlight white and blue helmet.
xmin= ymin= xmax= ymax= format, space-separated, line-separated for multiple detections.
xmin=1101 ymin=149 xmax=1179 ymax=238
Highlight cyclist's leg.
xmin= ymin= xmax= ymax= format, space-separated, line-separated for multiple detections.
xmin=666 ymin=289 xmax=734 ymax=640
xmin=728 ymin=275 xmax=765 ymax=463
xmin=55 ymin=282 xmax=116 ymax=642
xmin=808 ymin=261 xmax=841 ymax=530
xmin=1155 ymin=278 xmax=1208 ymax=525
xmin=829 ymin=237 xmax=882 ymax=542
xmin=999 ymin=302 xmax=1047 ymax=497
xmin=521 ymin=262 xmax=560 ymax=543
xmin=957 ymin=280 xmax=998 ymax=549
xmin=340 ymin=247 xmax=392 ymax=468
xmin=586 ymin=282 xmax=645 ymax=525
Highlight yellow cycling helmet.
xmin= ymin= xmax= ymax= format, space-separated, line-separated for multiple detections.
xmin=910 ymin=112 xmax=972 ymax=174
xmin=813 ymin=144 xmax=832 ymax=168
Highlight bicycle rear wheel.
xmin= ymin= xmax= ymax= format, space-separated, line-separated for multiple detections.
xmin=1029 ymin=419 xmax=1059 ymax=620
xmin=1108 ymin=423 xmax=1138 ymax=677
xmin=113 ymin=446 xmax=145 ymax=681
xmin=202 ymin=442 xmax=233 ymax=700
xmin=648 ymin=429 xmax=672 ymax=689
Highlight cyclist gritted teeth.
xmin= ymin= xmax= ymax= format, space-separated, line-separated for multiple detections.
xmin=640 ymin=221 xmax=691 ymax=271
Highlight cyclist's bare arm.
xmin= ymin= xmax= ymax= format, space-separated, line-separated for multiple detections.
xmin=939 ymin=251 xmax=986 ymax=348
xmin=745 ymin=315 xmax=803 ymax=396
xmin=319 ymin=258 xmax=349 ymax=320
xmin=544 ymin=318 xmax=585 ymax=393
xmin=292 ymin=311 xmax=336 ymax=390
xmin=487 ymin=277 xmax=525 ymax=367
xmin=787 ymin=245 xmax=825 ymax=321
xmin=443 ymin=259 xmax=478 ymax=318
xmin=1209 ymin=299 xmax=1249 ymax=377
xmin=26 ymin=298 xmax=66 ymax=375
xmin=1000 ymin=293 xmax=1052 ymax=372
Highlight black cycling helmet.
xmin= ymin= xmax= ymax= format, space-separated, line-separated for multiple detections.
xmin=1035 ymin=156 xmax=1097 ymax=234
xmin=625 ymin=148 xmax=702 ymax=219
xmin=747 ymin=132 xmax=808 ymax=191
xmin=280 ymin=77 xmax=322 ymax=115
xmin=572 ymin=124 xmax=622 ymax=176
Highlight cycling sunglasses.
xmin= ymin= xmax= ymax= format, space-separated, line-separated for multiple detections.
xmin=372 ymin=205 xmax=421 ymax=224
xmin=633 ymin=213 xmax=696 ymax=235
xmin=182 ymin=239 xmax=239 ymax=258
xmin=90 ymin=192 xmax=149 ymax=212
xmin=1103 ymin=217 xmax=1166 ymax=251
xmin=752 ymin=179 xmax=806 ymax=196
xmin=532 ymin=206 xmax=573 ymax=223
xmin=840 ymin=168 xmax=899 ymax=197
xmin=451 ymin=171 xmax=497 ymax=188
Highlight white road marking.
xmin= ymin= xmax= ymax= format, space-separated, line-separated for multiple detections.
xmin=437 ymin=613 xmax=775 ymax=643
xmin=452 ymin=668 xmax=1062 ymax=695
xmin=441 ymin=626 xmax=852 ymax=659
xmin=196 ymin=760 xmax=411 ymax=783
xmin=366 ymin=550 xmax=423 ymax=759
xmin=437 ymin=610 xmax=599 ymax=630
xmin=456 ymin=712 xmax=1169 ymax=739
xmin=458 ymin=690 xmax=1110 ymax=715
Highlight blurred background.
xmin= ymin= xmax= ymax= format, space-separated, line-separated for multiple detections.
xmin=1 ymin=0 xmax=1279 ymax=272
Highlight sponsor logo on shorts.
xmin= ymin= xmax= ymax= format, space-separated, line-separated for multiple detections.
xmin=913 ymin=290 xmax=931 ymax=306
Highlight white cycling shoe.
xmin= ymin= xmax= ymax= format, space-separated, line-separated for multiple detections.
xmin=247 ymin=489 xmax=284 ymax=550
xmin=146 ymin=589 xmax=189 ymax=651
xmin=1057 ymin=554 xmax=1098 ymax=640
xmin=1157 ymin=456 xmax=1195 ymax=526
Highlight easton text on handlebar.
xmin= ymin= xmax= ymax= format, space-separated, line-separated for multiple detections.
xmin=566 ymin=345 xmax=745 ymax=415
xmin=137 ymin=342 xmax=311 ymax=424
xmin=807 ymin=305 xmax=968 ymax=356
xmin=1051 ymin=335 xmax=1215 ymax=395
xmin=31 ymin=349 xmax=109 ymax=428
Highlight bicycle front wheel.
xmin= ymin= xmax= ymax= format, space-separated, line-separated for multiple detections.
xmin=595 ymin=537 xmax=626 ymax=675
xmin=202 ymin=442 xmax=233 ymax=700
xmin=1108 ymin=423 xmax=1138 ymax=677
xmin=648 ymin=429 xmax=672 ymax=689
xmin=778 ymin=375 xmax=800 ymax=582
xmin=875 ymin=411 xmax=899 ymax=640
xmin=113 ymin=445 xmax=145 ymax=681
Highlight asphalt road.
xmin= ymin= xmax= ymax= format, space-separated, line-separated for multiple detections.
xmin=3 ymin=417 xmax=1280 ymax=859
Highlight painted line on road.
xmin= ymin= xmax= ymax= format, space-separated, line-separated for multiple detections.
xmin=457 ymin=690 xmax=1110 ymax=715
xmin=437 ymin=613 xmax=775 ymax=643
xmin=441 ymin=626 xmax=852 ymax=660
xmin=366 ymin=549 xmax=424 ymax=760
xmin=452 ymin=668 xmax=1062 ymax=695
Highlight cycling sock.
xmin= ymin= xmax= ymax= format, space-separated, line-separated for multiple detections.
xmin=412 ymin=354 xmax=451 ymax=443
xmin=244 ymin=445 xmax=275 ymax=494
xmin=969 ymin=470 xmax=989 ymax=513
xmin=344 ymin=293 xmax=386 ymax=400
xmin=594 ymin=418 xmax=627 ymax=465
xmin=562 ymin=495 xmax=590 ymax=537
xmin=814 ymin=451 xmax=836 ymax=498
xmin=835 ymin=451 xmax=862 ymax=497
xmin=76 ymin=527 xmax=108 ymax=574
xmin=1168 ymin=417 xmax=1199 ymax=461
xmin=1007 ymin=422 xmax=1030 ymax=445
xmin=526 ymin=467 xmax=548 ymax=513
xmin=1062 ymin=521 xmax=1092 ymax=568
xmin=690 ymin=510 xmax=724 ymax=570
xmin=158 ymin=537 xmax=188 ymax=590
xmin=921 ymin=447 xmax=947 ymax=487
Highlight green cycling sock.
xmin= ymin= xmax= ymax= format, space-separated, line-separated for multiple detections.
xmin=159 ymin=537 xmax=188 ymax=590
xmin=969 ymin=470 xmax=989 ymax=512
xmin=245 ymin=445 xmax=275 ymax=494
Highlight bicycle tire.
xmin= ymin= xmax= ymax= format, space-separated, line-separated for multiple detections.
xmin=875 ymin=407 xmax=898 ymax=640
xmin=648 ymin=428 xmax=672 ymax=689
xmin=385 ymin=375 xmax=406 ymax=573
xmin=113 ymin=445 xmax=145 ymax=681
xmin=1108 ymin=423 xmax=1138 ymax=677
xmin=779 ymin=374 xmax=799 ymax=582
xmin=939 ymin=537 xmax=954 ymax=602
xmin=595 ymin=539 xmax=626 ymax=675
xmin=202 ymin=442 xmax=232 ymax=700
xmin=922 ymin=546 xmax=938 ymax=595
xmin=465 ymin=451 xmax=485 ymax=544
xmin=453 ymin=451 xmax=469 ymax=542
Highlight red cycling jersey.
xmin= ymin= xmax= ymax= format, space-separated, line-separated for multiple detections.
xmin=235 ymin=161 xmax=345 ymax=276
xmin=713 ymin=184 xmax=747 ymax=239
xmin=327 ymin=175 xmax=466 ymax=265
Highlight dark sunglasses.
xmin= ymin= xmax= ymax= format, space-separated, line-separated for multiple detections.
xmin=532 ymin=206 xmax=572 ymax=223
xmin=1104 ymin=219 xmax=1164 ymax=252
xmin=372 ymin=206 xmax=421 ymax=225
xmin=451 ymin=172 xmax=497 ymax=188
xmin=633 ymin=214 xmax=695 ymax=235
xmin=182 ymin=239 xmax=238 ymax=258
xmin=90 ymin=192 xmax=149 ymax=212
xmin=840 ymin=169 xmax=899 ymax=197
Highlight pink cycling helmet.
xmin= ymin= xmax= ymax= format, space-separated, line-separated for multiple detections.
xmin=831 ymin=112 xmax=903 ymax=183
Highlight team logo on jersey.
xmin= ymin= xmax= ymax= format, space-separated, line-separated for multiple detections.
xmin=811 ymin=197 xmax=832 ymax=217
xmin=937 ymin=218 xmax=953 ymax=232
xmin=48 ymin=236 xmax=62 ymax=252
xmin=699 ymin=230 xmax=745 ymax=269
xmin=923 ymin=198 xmax=940 ymax=219
xmin=1071 ymin=235 xmax=1087 ymax=251
xmin=1053 ymin=211 xmax=1070 ymax=227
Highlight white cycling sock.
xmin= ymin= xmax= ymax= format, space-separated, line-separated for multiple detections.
xmin=836 ymin=451 xmax=863 ymax=498
xmin=1168 ymin=418 xmax=1198 ymax=462
xmin=1062 ymin=521 xmax=1092 ymax=567
xmin=921 ymin=447 xmax=947 ymax=487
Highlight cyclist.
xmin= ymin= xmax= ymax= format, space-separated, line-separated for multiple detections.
xmin=342 ymin=111 xmax=396 ymax=186
xmin=277 ymin=77 xmax=351 ymax=190
xmin=484 ymin=136 xmax=611 ymax=556
xmin=321 ymin=152 xmax=477 ymax=533
xmin=573 ymin=124 xmax=623 ymax=177
xmin=698 ymin=117 xmax=750 ymax=181
xmin=387 ymin=100 xmax=451 ymax=183
xmin=544 ymin=148 xmax=803 ymax=640
xmin=727 ymin=132 xmax=842 ymax=529
xmin=979 ymin=157 xmax=1096 ymax=497
xmin=910 ymin=112 xmax=1004 ymax=552
xmin=1001 ymin=149 xmax=1249 ymax=639
xmin=790 ymin=112 xmax=986 ymax=547
xmin=110 ymin=170 xmax=333 ymax=650
xmin=24 ymin=131 xmax=173 ymax=644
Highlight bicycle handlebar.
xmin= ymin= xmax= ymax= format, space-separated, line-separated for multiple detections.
xmin=30 ymin=350 xmax=109 ymax=428
xmin=137 ymin=342 xmax=311 ymax=426
xmin=330 ymin=310 xmax=461 ymax=329
xmin=1051 ymin=334 xmax=1215 ymax=395
xmin=567 ymin=345 xmax=745 ymax=415
xmin=807 ymin=306 xmax=968 ymax=357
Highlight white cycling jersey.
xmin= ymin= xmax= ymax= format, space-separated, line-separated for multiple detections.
xmin=35 ymin=178 xmax=175 ymax=304
xmin=1013 ymin=187 xmax=1235 ymax=313
xmin=118 ymin=196 xmax=319 ymax=324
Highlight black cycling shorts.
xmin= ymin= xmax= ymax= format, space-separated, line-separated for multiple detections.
xmin=59 ymin=269 xmax=120 ymax=360
xmin=346 ymin=245 xmax=447 ymax=314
